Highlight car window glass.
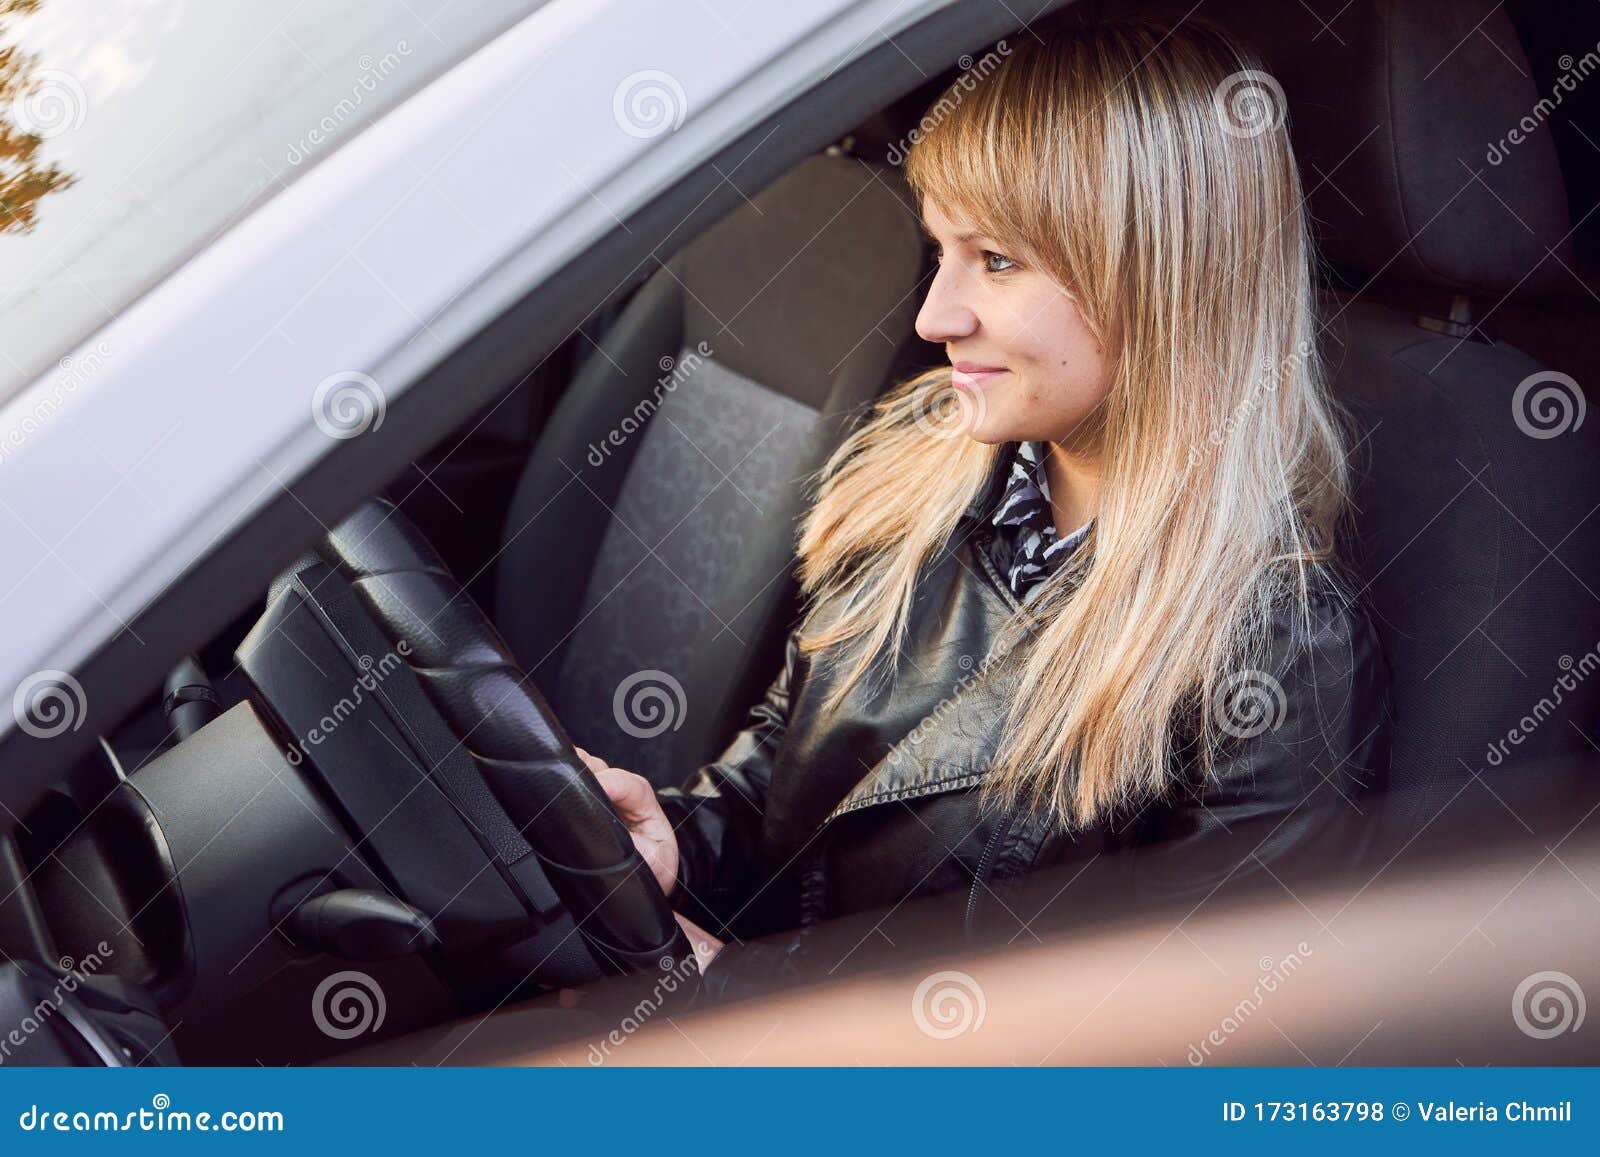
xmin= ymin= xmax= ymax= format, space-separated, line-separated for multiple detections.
xmin=0 ymin=0 xmax=548 ymax=402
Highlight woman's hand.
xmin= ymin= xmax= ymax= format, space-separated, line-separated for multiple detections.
xmin=673 ymin=910 xmax=724 ymax=972
xmin=575 ymin=747 xmax=724 ymax=969
xmin=574 ymin=746 xmax=680 ymax=900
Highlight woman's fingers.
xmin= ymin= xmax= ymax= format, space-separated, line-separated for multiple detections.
xmin=587 ymin=765 xmax=679 ymax=898
xmin=573 ymin=749 xmax=658 ymax=827
xmin=572 ymin=745 xmax=609 ymax=776
xmin=674 ymin=912 xmax=724 ymax=971
xmin=590 ymin=765 xmax=656 ymax=823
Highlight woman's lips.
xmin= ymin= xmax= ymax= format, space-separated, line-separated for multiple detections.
xmin=951 ymin=364 xmax=1008 ymax=391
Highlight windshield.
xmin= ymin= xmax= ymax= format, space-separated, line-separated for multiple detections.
xmin=0 ymin=0 xmax=548 ymax=403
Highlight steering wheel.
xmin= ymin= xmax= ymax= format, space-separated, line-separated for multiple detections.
xmin=315 ymin=497 xmax=693 ymax=979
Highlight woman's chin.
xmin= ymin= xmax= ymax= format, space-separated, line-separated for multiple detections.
xmin=960 ymin=425 xmax=1010 ymax=446
xmin=957 ymin=410 xmax=1028 ymax=445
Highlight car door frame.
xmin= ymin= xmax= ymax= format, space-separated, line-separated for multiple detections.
xmin=0 ymin=0 xmax=1072 ymax=820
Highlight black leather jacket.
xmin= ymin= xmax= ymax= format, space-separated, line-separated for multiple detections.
xmin=659 ymin=491 xmax=1393 ymax=945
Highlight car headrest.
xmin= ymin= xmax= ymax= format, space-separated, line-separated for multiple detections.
xmin=1192 ymin=0 xmax=1574 ymax=299
xmin=888 ymin=1 xmax=1574 ymax=301
xmin=666 ymin=153 xmax=925 ymax=412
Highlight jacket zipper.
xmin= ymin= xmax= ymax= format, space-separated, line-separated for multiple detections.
xmin=964 ymin=807 xmax=1016 ymax=937
xmin=965 ymin=529 xmax=1025 ymax=936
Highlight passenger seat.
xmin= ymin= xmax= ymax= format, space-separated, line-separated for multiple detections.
xmin=1206 ymin=0 xmax=1600 ymax=827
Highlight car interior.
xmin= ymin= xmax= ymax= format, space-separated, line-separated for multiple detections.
xmin=2 ymin=0 xmax=1598 ymax=1066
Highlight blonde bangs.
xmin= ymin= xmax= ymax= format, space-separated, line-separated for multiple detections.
xmin=901 ymin=78 xmax=1024 ymax=251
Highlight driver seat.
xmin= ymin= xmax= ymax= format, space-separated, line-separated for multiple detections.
xmin=493 ymin=154 xmax=931 ymax=786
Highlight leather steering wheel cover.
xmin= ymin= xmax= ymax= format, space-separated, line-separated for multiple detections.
xmin=319 ymin=498 xmax=694 ymax=977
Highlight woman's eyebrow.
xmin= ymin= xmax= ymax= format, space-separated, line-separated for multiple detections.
xmin=919 ymin=222 xmax=989 ymax=246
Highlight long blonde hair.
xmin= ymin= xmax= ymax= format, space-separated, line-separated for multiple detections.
xmin=795 ymin=14 xmax=1350 ymax=828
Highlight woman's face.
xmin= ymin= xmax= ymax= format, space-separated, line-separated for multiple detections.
xmin=915 ymin=197 xmax=1112 ymax=449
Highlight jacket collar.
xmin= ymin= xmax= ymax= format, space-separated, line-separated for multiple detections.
xmin=821 ymin=636 xmax=1021 ymax=826
xmin=819 ymin=543 xmax=1029 ymax=827
xmin=819 ymin=481 xmax=1099 ymax=827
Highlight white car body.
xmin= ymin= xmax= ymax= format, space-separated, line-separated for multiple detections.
xmin=0 ymin=0 xmax=953 ymax=751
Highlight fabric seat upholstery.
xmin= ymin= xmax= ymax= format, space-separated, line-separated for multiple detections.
xmin=494 ymin=155 xmax=930 ymax=785
xmin=1207 ymin=0 xmax=1600 ymax=828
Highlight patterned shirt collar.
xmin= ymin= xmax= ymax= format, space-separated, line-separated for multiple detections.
xmin=988 ymin=440 xmax=1093 ymax=599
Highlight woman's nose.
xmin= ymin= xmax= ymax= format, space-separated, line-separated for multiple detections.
xmin=915 ymin=268 xmax=978 ymax=344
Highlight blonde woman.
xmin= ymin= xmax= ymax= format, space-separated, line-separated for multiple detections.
xmin=576 ymin=14 xmax=1391 ymax=968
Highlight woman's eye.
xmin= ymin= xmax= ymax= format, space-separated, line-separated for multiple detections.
xmin=983 ymin=250 xmax=1017 ymax=273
